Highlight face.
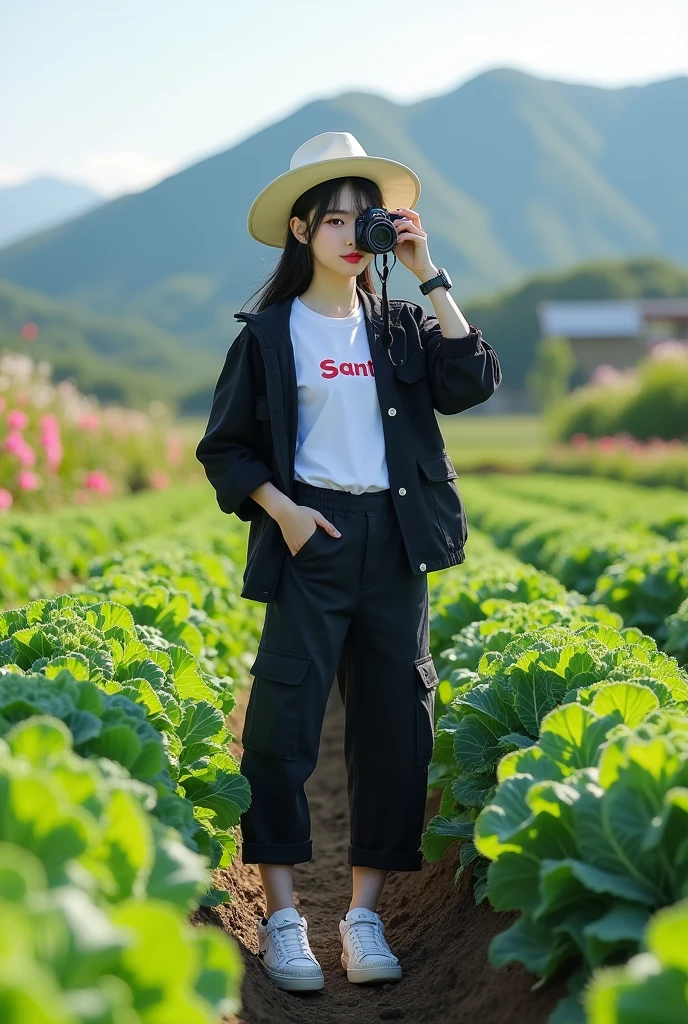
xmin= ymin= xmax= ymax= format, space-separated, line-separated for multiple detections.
xmin=290 ymin=184 xmax=375 ymax=278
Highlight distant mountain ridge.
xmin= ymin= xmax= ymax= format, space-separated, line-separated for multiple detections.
xmin=0 ymin=66 xmax=686 ymax=401
xmin=0 ymin=176 xmax=104 ymax=249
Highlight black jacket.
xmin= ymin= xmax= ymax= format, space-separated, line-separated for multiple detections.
xmin=195 ymin=284 xmax=502 ymax=603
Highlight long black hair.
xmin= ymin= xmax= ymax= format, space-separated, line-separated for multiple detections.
xmin=243 ymin=176 xmax=386 ymax=313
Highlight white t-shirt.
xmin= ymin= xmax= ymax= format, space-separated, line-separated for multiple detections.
xmin=289 ymin=295 xmax=390 ymax=493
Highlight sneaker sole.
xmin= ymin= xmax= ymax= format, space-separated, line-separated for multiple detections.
xmin=340 ymin=953 xmax=402 ymax=983
xmin=261 ymin=961 xmax=325 ymax=991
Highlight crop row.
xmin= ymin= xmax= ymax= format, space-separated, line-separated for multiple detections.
xmin=424 ymin=525 xmax=688 ymax=1022
xmin=0 ymin=482 xmax=215 ymax=607
xmin=458 ymin=477 xmax=688 ymax=661
xmin=481 ymin=472 xmax=688 ymax=540
xmin=0 ymin=505 xmax=267 ymax=1021
xmin=6 ymin=484 xmax=685 ymax=1022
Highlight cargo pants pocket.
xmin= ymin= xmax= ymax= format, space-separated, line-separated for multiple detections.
xmin=242 ymin=646 xmax=312 ymax=760
xmin=414 ymin=653 xmax=439 ymax=765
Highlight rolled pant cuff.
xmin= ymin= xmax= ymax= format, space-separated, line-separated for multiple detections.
xmin=348 ymin=844 xmax=423 ymax=872
xmin=241 ymin=839 xmax=312 ymax=864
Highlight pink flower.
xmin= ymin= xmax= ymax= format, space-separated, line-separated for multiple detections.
xmin=16 ymin=442 xmax=36 ymax=467
xmin=649 ymin=340 xmax=688 ymax=361
xmin=4 ymin=432 xmax=25 ymax=454
xmin=597 ymin=436 xmax=617 ymax=452
xmin=166 ymin=432 xmax=183 ymax=465
xmin=84 ymin=470 xmax=113 ymax=495
xmin=590 ymin=364 xmax=624 ymax=386
xmin=78 ymin=411 xmax=101 ymax=431
xmin=7 ymin=410 xmax=29 ymax=430
xmin=150 ymin=470 xmax=169 ymax=489
xmin=571 ymin=432 xmax=589 ymax=448
xmin=21 ymin=322 xmax=39 ymax=341
xmin=4 ymin=431 xmax=36 ymax=466
xmin=0 ymin=489 xmax=13 ymax=510
xmin=18 ymin=471 xmax=41 ymax=491
xmin=40 ymin=414 xmax=59 ymax=438
xmin=40 ymin=415 xmax=63 ymax=472
xmin=43 ymin=441 xmax=62 ymax=472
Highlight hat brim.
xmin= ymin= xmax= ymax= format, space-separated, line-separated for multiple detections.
xmin=247 ymin=155 xmax=421 ymax=248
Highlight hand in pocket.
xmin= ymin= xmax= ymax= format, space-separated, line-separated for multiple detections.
xmin=277 ymin=503 xmax=341 ymax=557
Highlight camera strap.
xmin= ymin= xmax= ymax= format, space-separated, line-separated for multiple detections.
xmin=373 ymin=252 xmax=405 ymax=367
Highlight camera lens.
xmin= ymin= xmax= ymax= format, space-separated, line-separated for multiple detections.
xmin=368 ymin=221 xmax=396 ymax=252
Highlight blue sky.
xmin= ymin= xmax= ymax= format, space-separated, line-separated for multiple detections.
xmin=3 ymin=0 xmax=687 ymax=196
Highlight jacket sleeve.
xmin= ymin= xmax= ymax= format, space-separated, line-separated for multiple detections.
xmin=195 ymin=325 xmax=275 ymax=522
xmin=413 ymin=303 xmax=502 ymax=416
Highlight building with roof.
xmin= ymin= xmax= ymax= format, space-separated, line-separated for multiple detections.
xmin=536 ymin=299 xmax=688 ymax=381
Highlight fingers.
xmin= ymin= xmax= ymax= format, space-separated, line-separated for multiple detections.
xmin=314 ymin=512 xmax=341 ymax=538
xmin=393 ymin=212 xmax=426 ymax=243
xmin=396 ymin=226 xmax=425 ymax=240
xmin=395 ymin=227 xmax=427 ymax=246
xmin=393 ymin=206 xmax=421 ymax=226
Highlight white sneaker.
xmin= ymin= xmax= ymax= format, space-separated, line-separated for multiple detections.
xmin=256 ymin=906 xmax=324 ymax=991
xmin=339 ymin=906 xmax=402 ymax=984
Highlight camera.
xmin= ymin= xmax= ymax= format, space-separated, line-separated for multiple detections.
xmin=354 ymin=207 xmax=405 ymax=255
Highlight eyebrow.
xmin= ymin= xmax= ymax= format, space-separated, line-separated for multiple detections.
xmin=325 ymin=208 xmax=355 ymax=215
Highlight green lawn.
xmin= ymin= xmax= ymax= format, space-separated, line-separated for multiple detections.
xmin=439 ymin=414 xmax=546 ymax=469
xmin=181 ymin=413 xmax=547 ymax=472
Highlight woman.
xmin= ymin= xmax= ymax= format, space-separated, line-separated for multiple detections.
xmin=195 ymin=131 xmax=502 ymax=993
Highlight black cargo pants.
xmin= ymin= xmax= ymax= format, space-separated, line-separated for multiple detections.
xmin=239 ymin=480 xmax=440 ymax=872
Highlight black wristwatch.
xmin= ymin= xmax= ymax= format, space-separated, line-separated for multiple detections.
xmin=419 ymin=267 xmax=452 ymax=295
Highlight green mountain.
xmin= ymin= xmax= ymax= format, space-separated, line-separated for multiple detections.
xmin=0 ymin=278 xmax=219 ymax=410
xmin=0 ymin=67 xmax=686 ymax=355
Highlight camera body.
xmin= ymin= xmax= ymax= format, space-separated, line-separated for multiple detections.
xmin=354 ymin=207 xmax=405 ymax=255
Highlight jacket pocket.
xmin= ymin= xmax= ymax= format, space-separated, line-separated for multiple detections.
xmin=393 ymin=347 xmax=428 ymax=384
xmin=414 ymin=653 xmax=439 ymax=764
xmin=417 ymin=452 xmax=467 ymax=555
xmin=417 ymin=450 xmax=458 ymax=482
xmin=242 ymin=646 xmax=311 ymax=760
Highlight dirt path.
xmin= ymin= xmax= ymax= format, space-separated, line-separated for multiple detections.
xmin=197 ymin=681 xmax=565 ymax=1024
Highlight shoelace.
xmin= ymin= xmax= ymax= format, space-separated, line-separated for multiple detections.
xmin=274 ymin=919 xmax=312 ymax=960
xmin=349 ymin=918 xmax=388 ymax=957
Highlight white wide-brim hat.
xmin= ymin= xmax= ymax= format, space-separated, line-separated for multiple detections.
xmin=247 ymin=131 xmax=421 ymax=248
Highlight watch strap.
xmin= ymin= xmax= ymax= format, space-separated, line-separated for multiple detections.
xmin=419 ymin=267 xmax=451 ymax=295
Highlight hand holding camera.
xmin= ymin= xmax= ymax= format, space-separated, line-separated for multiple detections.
xmin=354 ymin=205 xmax=435 ymax=279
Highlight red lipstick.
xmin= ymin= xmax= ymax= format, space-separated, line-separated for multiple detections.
xmin=342 ymin=254 xmax=363 ymax=263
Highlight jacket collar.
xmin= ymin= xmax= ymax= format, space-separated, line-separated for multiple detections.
xmin=233 ymin=284 xmax=387 ymax=345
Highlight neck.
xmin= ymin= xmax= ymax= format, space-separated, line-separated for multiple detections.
xmin=297 ymin=265 xmax=361 ymax=318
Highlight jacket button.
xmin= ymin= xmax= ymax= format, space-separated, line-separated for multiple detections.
xmin=398 ymin=487 xmax=406 ymax=495
xmin=419 ymin=562 xmax=427 ymax=571
xmin=387 ymin=407 xmax=397 ymax=416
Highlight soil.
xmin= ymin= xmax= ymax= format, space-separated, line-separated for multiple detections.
xmin=194 ymin=681 xmax=567 ymax=1024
